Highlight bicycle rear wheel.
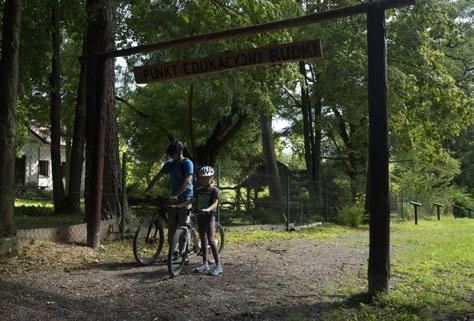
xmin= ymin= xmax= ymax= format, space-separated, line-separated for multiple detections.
xmin=167 ymin=227 xmax=189 ymax=277
xmin=133 ymin=218 xmax=164 ymax=266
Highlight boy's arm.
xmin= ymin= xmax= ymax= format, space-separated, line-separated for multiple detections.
xmin=201 ymin=188 xmax=219 ymax=212
xmin=201 ymin=199 xmax=218 ymax=212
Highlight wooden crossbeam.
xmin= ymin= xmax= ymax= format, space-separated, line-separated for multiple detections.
xmin=80 ymin=0 xmax=415 ymax=61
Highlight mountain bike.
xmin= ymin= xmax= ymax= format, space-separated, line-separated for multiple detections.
xmin=167 ymin=211 xmax=225 ymax=277
xmin=132 ymin=197 xmax=169 ymax=266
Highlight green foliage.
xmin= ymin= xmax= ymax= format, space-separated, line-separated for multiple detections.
xmin=444 ymin=186 xmax=474 ymax=216
xmin=14 ymin=206 xmax=54 ymax=217
xmin=334 ymin=205 xmax=364 ymax=227
xmin=8 ymin=0 xmax=472 ymax=223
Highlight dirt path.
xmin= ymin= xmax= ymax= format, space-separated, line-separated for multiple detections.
xmin=0 ymin=236 xmax=368 ymax=321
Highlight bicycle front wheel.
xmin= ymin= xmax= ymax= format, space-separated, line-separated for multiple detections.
xmin=167 ymin=227 xmax=189 ymax=277
xmin=215 ymin=223 xmax=225 ymax=255
xmin=133 ymin=218 xmax=164 ymax=266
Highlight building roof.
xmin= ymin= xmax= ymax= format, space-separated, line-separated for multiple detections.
xmin=29 ymin=122 xmax=67 ymax=146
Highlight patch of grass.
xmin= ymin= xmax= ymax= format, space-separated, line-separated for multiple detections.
xmin=13 ymin=198 xmax=86 ymax=229
xmin=15 ymin=198 xmax=54 ymax=207
xmin=226 ymin=224 xmax=366 ymax=245
xmin=323 ymin=217 xmax=474 ymax=321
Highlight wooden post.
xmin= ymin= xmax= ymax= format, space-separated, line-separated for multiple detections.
xmin=286 ymin=172 xmax=290 ymax=231
xmin=86 ymin=58 xmax=107 ymax=249
xmin=324 ymin=177 xmax=328 ymax=222
xmin=120 ymin=152 xmax=127 ymax=239
xmin=434 ymin=203 xmax=443 ymax=221
xmin=216 ymin=163 xmax=220 ymax=224
xmin=400 ymin=190 xmax=404 ymax=220
xmin=245 ymin=187 xmax=250 ymax=213
xmin=410 ymin=201 xmax=422 ymax=225
xmin=236 ymin=187 xmax=241 ymax=212
xmin=367 ymin=4 xmax=390 ymax=295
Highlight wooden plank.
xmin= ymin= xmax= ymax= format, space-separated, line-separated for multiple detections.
xmin=133 ymin=40 xmax=322 ymax=84
xmin=80 ymin=0 xmax=414 ymax=61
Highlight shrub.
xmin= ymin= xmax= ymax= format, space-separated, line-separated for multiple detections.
xmin=15 ymin=205 xmax=54 ymax=217
xmin=335 ymin=205 xmax=364 ymax=227
xmin=22 ymin=191 xmax=39 ymax=199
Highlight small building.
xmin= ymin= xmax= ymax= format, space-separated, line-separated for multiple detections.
xmin=15 ymin=124 xmax=84 ymax=192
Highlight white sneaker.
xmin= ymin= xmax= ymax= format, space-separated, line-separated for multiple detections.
xmin=193 ymin=263 xmax=209 ymax=273
xmin=208 ymin=265 xmax=223 ymax=276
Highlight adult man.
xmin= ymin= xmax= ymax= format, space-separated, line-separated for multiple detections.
xmin=144 ymin=141 xmax=194 ymax=243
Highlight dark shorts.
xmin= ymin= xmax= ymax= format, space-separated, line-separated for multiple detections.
xmin=197 ymin=212 xmax=216 ymax=228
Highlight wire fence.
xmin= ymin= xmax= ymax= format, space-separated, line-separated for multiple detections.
xmin=12 ymin=152 xmax=473 ymax=243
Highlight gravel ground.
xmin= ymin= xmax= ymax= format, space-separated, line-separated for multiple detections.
xmin=0 ymin=236 xmax=369 ymax=321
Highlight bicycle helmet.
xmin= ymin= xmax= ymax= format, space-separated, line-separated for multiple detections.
xmin=166 ymin=141 xmax=184 ymax=155
xmin=199 ymin=166 xmax=214 ymax=177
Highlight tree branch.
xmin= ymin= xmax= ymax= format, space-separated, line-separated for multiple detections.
xmin=116 ymin=96 xmax=149 ymax=118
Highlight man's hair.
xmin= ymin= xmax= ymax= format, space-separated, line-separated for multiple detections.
xmin=166 ymin=141 xmax=184 ymax=155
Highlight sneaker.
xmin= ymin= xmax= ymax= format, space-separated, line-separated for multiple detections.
xmin=208 ymin=265 xmax=223 ymax=276
xmin=193 ymin=263 xmax=209 ymax=273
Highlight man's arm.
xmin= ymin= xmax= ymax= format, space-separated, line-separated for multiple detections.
xmin=169 ymin=175 xmax=193 ymax=199
xmin=143 ymin=166 xmax=166 ymax=196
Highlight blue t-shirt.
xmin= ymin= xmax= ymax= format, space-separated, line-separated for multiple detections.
xmin=161 ymin=158 xmax=194 ymax=199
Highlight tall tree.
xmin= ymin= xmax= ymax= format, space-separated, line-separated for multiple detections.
xmin=0 ymin=0 xmax=22 ymax=256
xmin=84 ymin=0 xmax=121 ymax=220
xmin=259 ymin=113 xmax=284 ymax=217
xmin=60 ymin=38 xmax=86 ymax=215
xmin=50 ymin=0 xmax=65 ymax=213
xmin=299 ymin=61 xmax=323 ymax=208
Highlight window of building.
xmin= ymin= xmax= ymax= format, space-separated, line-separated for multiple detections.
xmin=39 ymin=160 xmax=49 ymax=177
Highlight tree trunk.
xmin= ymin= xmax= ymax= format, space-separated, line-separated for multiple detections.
xmin=84 ymin=0 xmax=120 ymax=220
xmin=64 ymin=135 xmax=71 ymax=192
xmin=50 ymin=0 xmax=65 ymax=213
xmin=101 ymin=0 xmax=120 ymax=219
xmin=193 ymin=95 xmax=247 ymax=167
xmin=60 ymin=38 xmax=86 ymax=215
xmin=0 ymin=0 xmax=22 ymax=256
xmin=313 ymin=98 xmax=323 ymax=208
xmin=102 ymin=76 xmax=121 ymax=218
xmin=299 ymin=62 xmax=313 ymax=178
xmin=259 ymin=114 xmax=285 ymax=221
xmin=299 ymin=61 xmax=323 ymax=210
